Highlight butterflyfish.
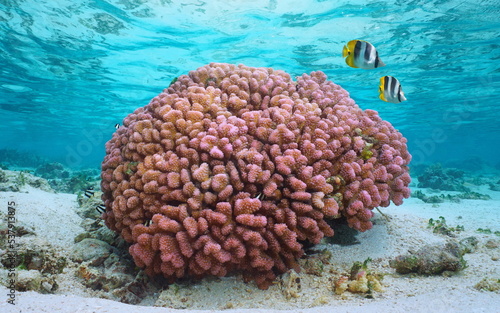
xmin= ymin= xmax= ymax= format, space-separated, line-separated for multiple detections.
xmin=342 ymin=40 xmax=385 ymax=69
xmin=95 ymin=204 xmax=105 ymax=214
xmin=84 ymin=186 xmax=95 ymax=198
xmin=379 ymin=76 xmax=407 ymax=103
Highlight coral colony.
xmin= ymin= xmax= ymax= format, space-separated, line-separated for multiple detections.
xmin=100 ymin=63 xmax=411 ymax=289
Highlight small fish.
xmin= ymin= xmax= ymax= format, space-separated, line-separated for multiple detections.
xmin=144 ymin=220 xmax=152 ymax=227
xmin=95 ymin=204 xmax=105 ymax=214
xmin=169 ymin=76 xmax=178 ymax=87
xmin=84 ymin=186 xmax=95 ymax=198
xmin=342 ymin=40 xmax=385 ymax=69
xmin=115 ymin=123 xmax=120 ymax=129
xmin=379 ymin=76 xmax=407 ymax=103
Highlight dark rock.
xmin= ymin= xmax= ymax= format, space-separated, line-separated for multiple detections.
xmin=35 ymin=162 xmax=69 ymax=179
xmin=15 ymin=270 xmax=42 ymax=291
xmin=485 ymin=239 xmax=500 ymax=249
xmin=70 ymin=238 xmax=112 ymax=266
xmin=0 ymin=247 xmax=66 ymax=274
xmin=474 ymin=277 xmax=500 ymax=292
xmin=74 ymin=232 xmax=92 ymax=243
xmin=389 ymin=241 xmax=467 ymax=275
xmin=0 ymin=169 xmax=7 ymax=183
xmin=113 ymin=286 xmax=142 ymax=304
xmin=459 ymin=236 xmax=479 ymax=254
xmin=417 ymin=164 xmax=469 ymax=192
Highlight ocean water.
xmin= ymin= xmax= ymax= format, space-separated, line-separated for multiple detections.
xmin=1 ymin=0 xmax=499 ymax=171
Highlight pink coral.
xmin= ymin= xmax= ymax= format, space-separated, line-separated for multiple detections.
xmin=101 ymin=63 xmax=411 ymax=289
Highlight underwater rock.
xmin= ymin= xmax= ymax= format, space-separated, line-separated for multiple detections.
xmin=474 ymin=277 xmax=500 ymax=293
xmin=426 ymin=216 xmax=464 ymax=237
xmin=485 ymin=239 xmax=500 ymax=249
xmin=74 ymin=232 xmax=92 ymax=243
xmin=334 ymin=275 xmax=350 ymax=295
xmin=93 ymin=226 xmax=118 ymax=245
xmin=15 ymin=270 xmax=42 ymax=291
xmin=35 ymin=162 xmax=69 ymax=179
xmin=0 ymin=245 xmax=66 ymax=274
xmin=40 ymin=278 xmax=58 ymax=294
xmin=347 ymin=271 xmax=382 ymax=294
xmin=413 ymin=189 xmax=491 ymax=204
xmin=70 ymin=238 xmax=113 ymax=266
xmin=74 ymin=245 xmax=144 ymax=303
xmin=411 ymin=190 xmax=445 ymax=204
xmin=299 ymin=253 xmax=330 ymax=276
xmin=459 ymin=236 xmax=479 ymax=254
xmin=19 ymin=171 xmax=54 ymax=192
xmin=489 ymin=181 xmax=500 ymax=191
xmin=334 ymin=258 xmax=382 ymax=297
xmin=77 ymin=191 xmax=105 ymax=219
xmin=112 ymin=284 xmax=143 ymax=305
xmin=281 ymin=269 xmax=302 ymax=299
xmin=0 ymin=169 xmax=7 ymax=183
xmin=46 ymin=168 xmax=100 ymax=194
xmin=0 ymin=217 xmax=35 ymax=250
xmin=389 ymin=241 xmax=467 ymax=275
xmin=334 ymin=272 xmax=383 ymax=296
xmin=65 ymin=169 xmax=100 ymax=194
xmin=417 ymin=163 xmax=469 ymax=192
xmin=0 ymin=170 xmax=54 ymax=192
xmin=76 ymin=263 xmax=136 ymax=294
xmin=74 ymin=226 xmax=118 ymax=246
xmin=0 ymin=169 xmax=21 ymax=192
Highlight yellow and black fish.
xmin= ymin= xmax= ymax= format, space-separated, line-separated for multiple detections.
xmin=379 ymin=76 xmax=407 ymax=103
xmin=84 ymin=186 xmax=95 ymax=198
xmin=342 ymin=40 xmax=385 ymax=69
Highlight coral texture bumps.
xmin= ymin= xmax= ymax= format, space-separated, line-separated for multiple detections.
xmin=100 ymin=63 xmax=411 ymax=289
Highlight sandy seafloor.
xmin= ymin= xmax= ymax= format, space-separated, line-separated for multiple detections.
xmin=1 ymin=175 xmax=499 ymax=313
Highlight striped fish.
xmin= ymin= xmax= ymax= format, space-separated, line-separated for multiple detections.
xmin=379 ymin=76 xmax=407 ymax=103
xmin=342 ymin=40 xmax=385 ymax=69
xmin=84 ymin=186 xmax=95 ymax=198
xmin=95 ymin=204 xmax=105 ymax=214
xmin=115 ymin=123 xmax=120 ymax=129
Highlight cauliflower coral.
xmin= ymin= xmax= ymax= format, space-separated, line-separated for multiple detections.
xmin=100 ymin=63 xmax=411 ymax=289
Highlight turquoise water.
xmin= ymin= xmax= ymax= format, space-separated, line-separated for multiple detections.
xmin=1 ymin=0 xmax=499 ymax=170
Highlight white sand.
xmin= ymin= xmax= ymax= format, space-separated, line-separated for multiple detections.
xmin=0 ymin=186 xmax=84 ymax=247
xmin=1 ymin=184 xmax=499 ymax=313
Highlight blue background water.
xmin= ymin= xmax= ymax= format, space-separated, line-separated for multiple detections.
xmin=1 ymin=0 xmax=499 ymax=170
